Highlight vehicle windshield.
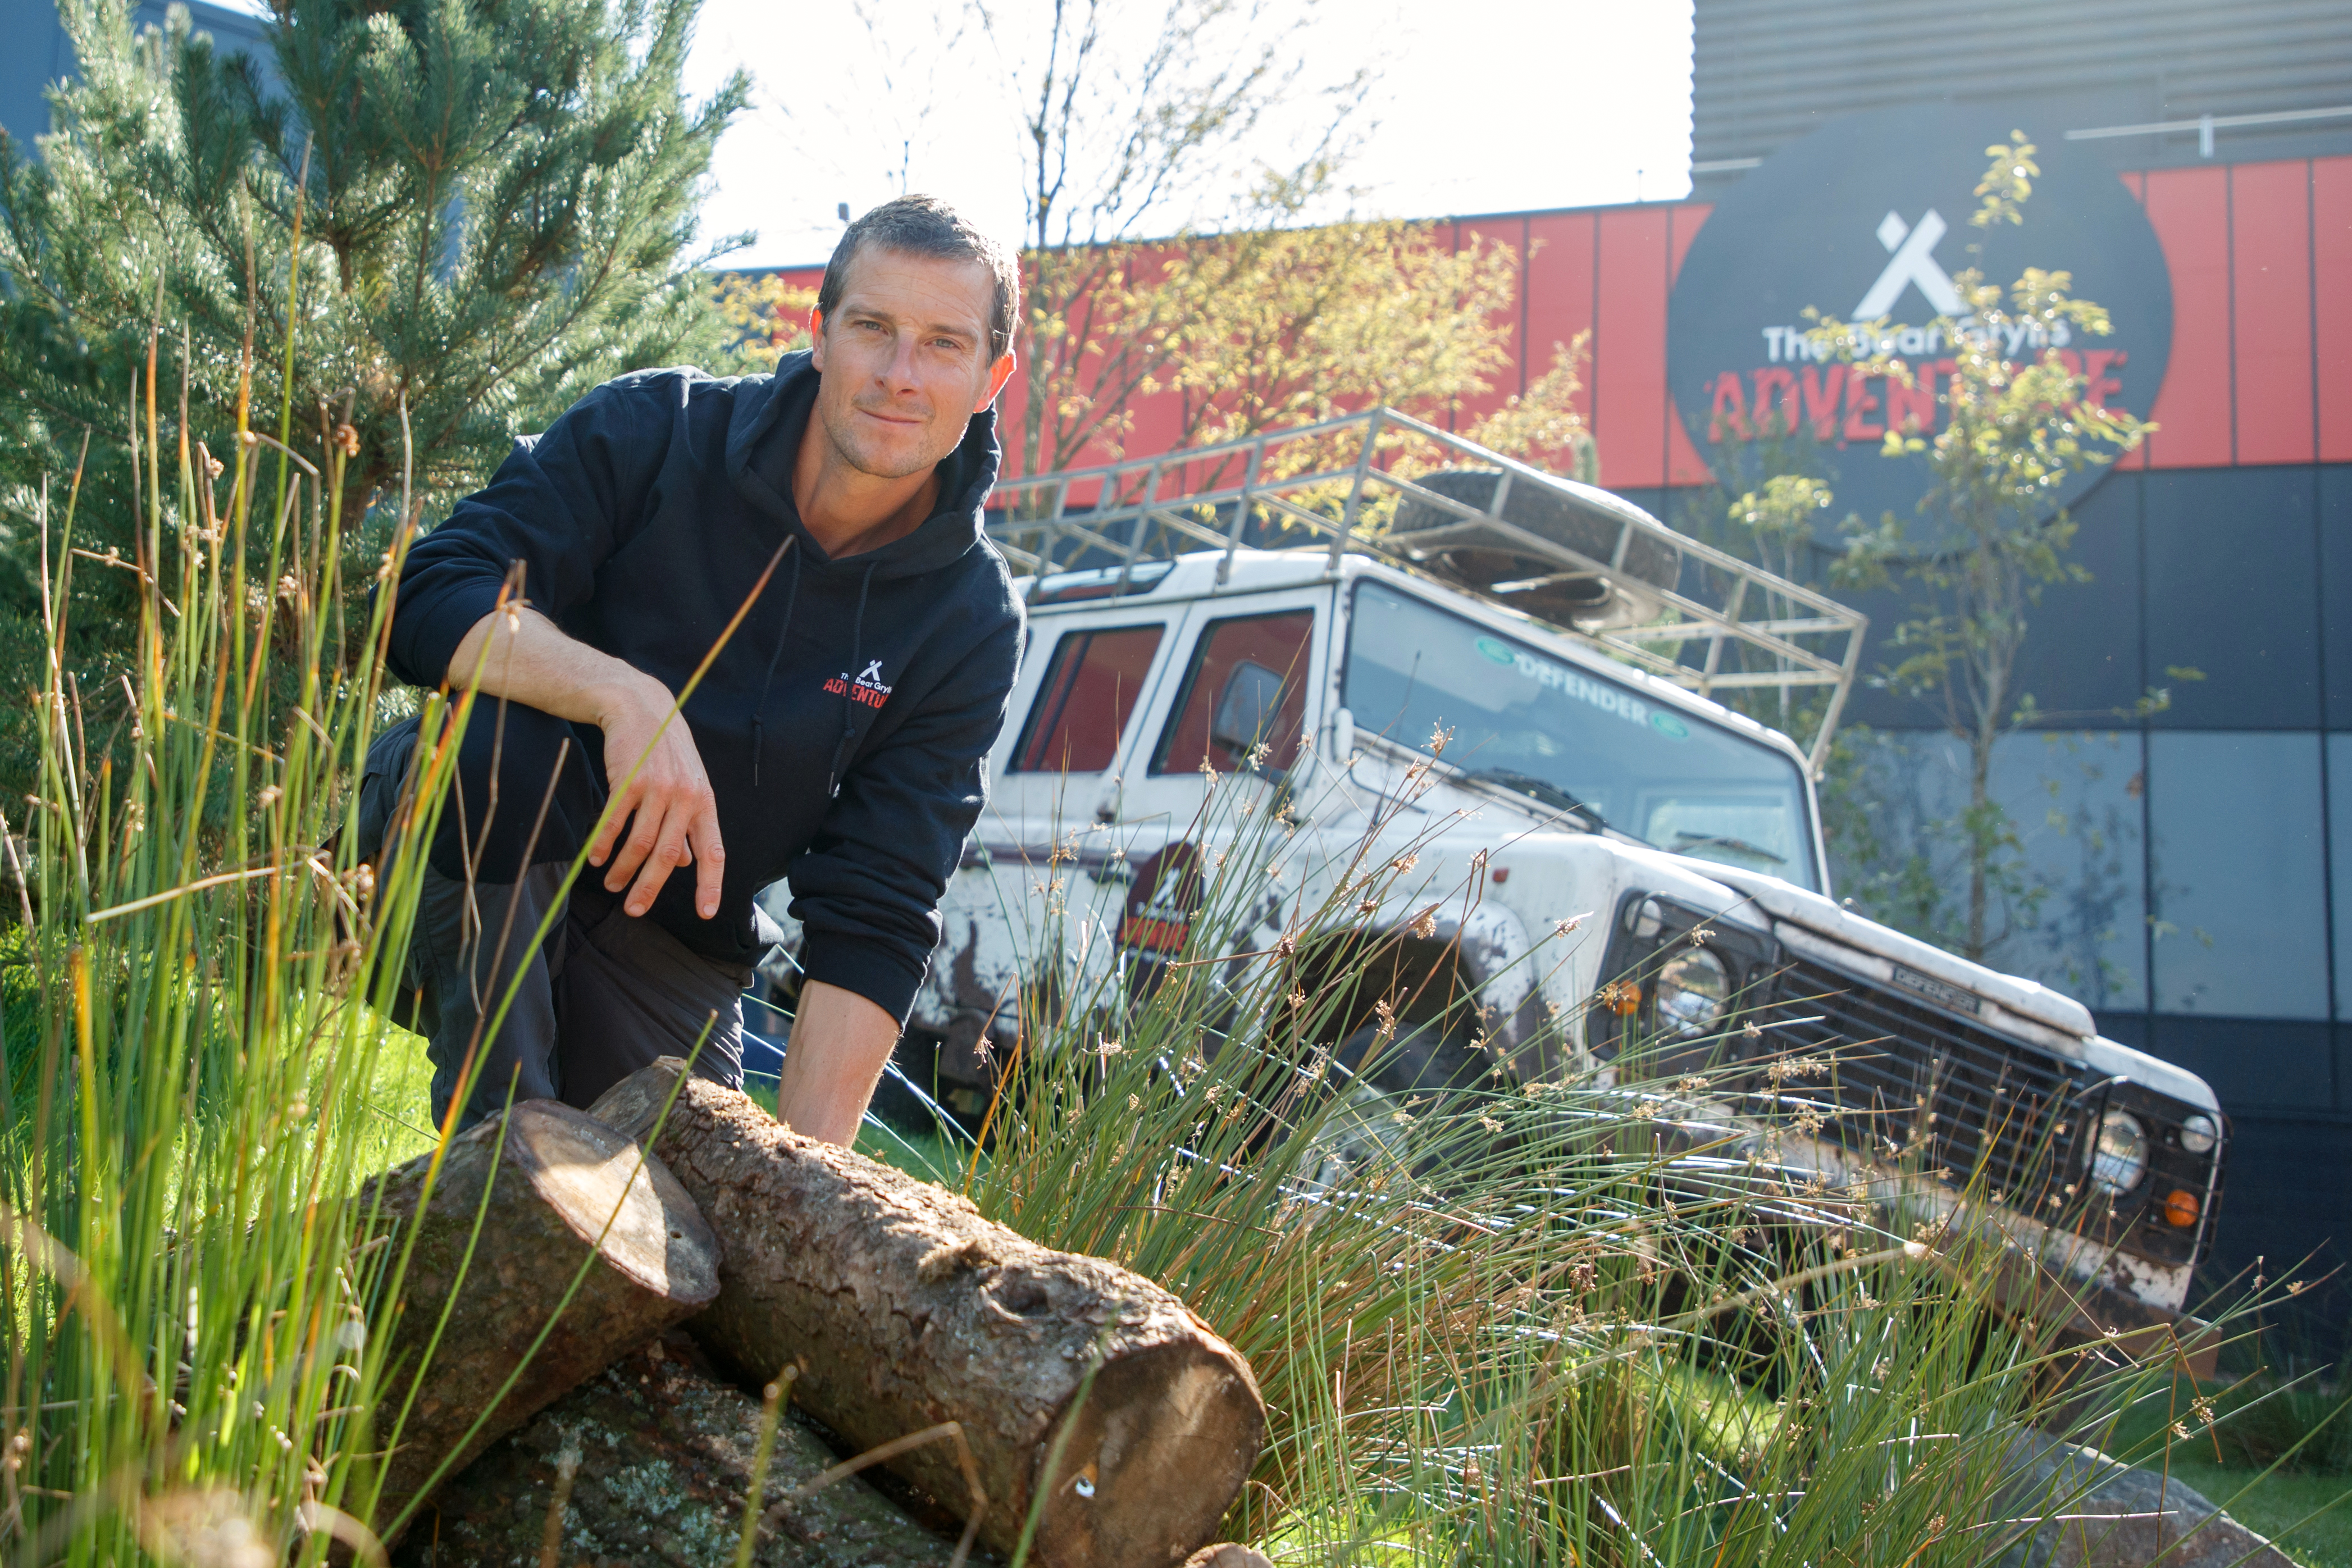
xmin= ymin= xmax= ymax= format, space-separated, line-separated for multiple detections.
xmin=1344 ymin=580 xmax=1821 ymax=890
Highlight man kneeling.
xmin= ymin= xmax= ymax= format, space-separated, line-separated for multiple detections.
xmin=362 ymin=196 xmax=1024 ymax=1144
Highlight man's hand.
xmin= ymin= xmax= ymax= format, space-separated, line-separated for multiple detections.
xmin=448 ymin=604 xmax=726 ymax=919
xmin=589 ymin=676 xmax=726 ymax=918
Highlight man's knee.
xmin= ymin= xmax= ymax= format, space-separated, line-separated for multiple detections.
xmin=435 ymin=699 xmax=604 ymax=881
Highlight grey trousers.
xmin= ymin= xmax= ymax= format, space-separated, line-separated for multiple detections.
xmin=402 ymin=865 xmax=752 ymax=1128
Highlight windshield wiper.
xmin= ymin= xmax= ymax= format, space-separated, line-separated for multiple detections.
xmin=1457 ymin=768 xmax=1643 ymax=840
xmin=1673 ymin=830 xmax=1786 ymax=866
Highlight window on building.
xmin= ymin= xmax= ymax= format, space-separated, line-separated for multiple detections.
xmin=1151 ymin=611 xmax=1315 ymax=775
xmin=2148 ymin=731 xmax=2328 ymax=1019
xmin=1008 ymin=625 xmax=1164 ymax=773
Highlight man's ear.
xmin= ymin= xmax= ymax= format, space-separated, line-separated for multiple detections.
xmin=977 ymin=350 xmax=1017 ymax=411
xmin=807 ymin=307 xmax=826 ymax=368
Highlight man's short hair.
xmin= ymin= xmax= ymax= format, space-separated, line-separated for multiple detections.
xmin=818 ymin=195 xmax=1020 ymax=359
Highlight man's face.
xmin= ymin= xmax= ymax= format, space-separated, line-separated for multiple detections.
xmin=808 ymin=245 xmax=1014 ymax=481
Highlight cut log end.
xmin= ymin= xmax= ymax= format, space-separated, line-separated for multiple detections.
xmin=362 ymin=1099 xmax=722 ymax=1546
xmin=504 ymin=1100 xmax=722 ymax=1306
xmin=1037 ymin=1337 xmax=1267 ymax=1567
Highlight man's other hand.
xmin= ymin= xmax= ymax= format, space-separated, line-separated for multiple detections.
xmin=590 ymin=675 xmax=726 ymax=919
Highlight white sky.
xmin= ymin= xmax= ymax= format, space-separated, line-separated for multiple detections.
xmin=212 ymin=0 xmax=1698 ymax=270
xmin=683 ymin=0 xmax=1696 ymax=269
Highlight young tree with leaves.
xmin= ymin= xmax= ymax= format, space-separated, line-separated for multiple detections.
xmin=1811 ymin=135 xmax=2150 ymax=963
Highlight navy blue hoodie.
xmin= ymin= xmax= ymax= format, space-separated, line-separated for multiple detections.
xmin=385 ymin=353 xmax=1025 ymax=1023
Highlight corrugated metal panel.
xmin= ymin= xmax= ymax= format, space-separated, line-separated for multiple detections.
xmin=1693 ymin=0 xmax=2352 ymax=171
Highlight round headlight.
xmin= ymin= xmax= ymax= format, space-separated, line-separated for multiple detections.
xmin=1654 ymin=948 xmax=1731 ymax=1040
xmin=2091 ymin=1110 xmax=2148 ymax=1194
xmin=2178 ymin=1113 xmax=2218 ymax=1155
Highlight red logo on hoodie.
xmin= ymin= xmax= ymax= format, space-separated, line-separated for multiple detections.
xmin=823 ymin=659 xmax=893 ymax=710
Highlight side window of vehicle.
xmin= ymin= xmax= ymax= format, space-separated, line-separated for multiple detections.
xmin=1150 ymin=610 xmax=1315 ymax=775
xmin=1007 ymin=624 xmax=1165 ymax=773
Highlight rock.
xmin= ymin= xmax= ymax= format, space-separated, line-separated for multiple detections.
xmin=1992 ymin=1426 xmax=2299 ymax=1568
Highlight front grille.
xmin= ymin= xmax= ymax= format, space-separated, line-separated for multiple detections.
xmin=1751 ymin=957 xmax=2090 ymax=1205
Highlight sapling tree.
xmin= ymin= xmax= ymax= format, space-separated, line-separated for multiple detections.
xmin=1810 ymin=134 xmax=2150 ymax=963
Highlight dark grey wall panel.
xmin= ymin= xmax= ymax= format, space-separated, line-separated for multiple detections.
xmin=2324 ymin=466 xmax=2352 ymax=731
xmin=2142 ymin=467 xmax=2321 ymax=731
xmin=2146 ymin=1016 xmax=2335 ymax=1114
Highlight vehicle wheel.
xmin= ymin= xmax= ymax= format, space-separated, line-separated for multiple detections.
xmin=1294 ymin=1019 xmax=1498 ymax=1198
xmin=1389 ymin=466 xmax=1680 ymax=630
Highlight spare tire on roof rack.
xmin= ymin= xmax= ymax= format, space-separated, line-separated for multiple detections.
xmin=1388 ymin=467 xmax=1681 ymax=631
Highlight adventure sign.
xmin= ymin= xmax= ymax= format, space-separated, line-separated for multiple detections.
xmin=1667 ymin=106 xmax=2172 ymax=547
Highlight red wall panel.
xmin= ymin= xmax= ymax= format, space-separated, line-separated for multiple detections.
xmin=1593 ymin=206 xmax=1674 ymax=489
xmin=2230 ymin=161 xmax=2316 ymax=465
xmin=768 ymin=155 xmax=2352 ymax=486
xmin=1666 ymin=206 xmax=1714 ymax=486
xmin=1452 ymin=216 xmax=1531 ymax=431
xmin=2139 ymin=166 xmax=2235 ymax=470
xmin=1523 ymin=211 xmax=1599 ymax=398
xmin=2316 ymin=159 xmax=2352 ymax=463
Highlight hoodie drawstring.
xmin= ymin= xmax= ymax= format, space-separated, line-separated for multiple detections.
xmin=827 ymin=562 xmax=878 ymax=797
xmin=750 ymin=540 xmax=802 ymax=788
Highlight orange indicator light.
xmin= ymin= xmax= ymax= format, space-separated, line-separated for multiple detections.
xmin=2159 ymin=1188 xmax=2200 ymax=1228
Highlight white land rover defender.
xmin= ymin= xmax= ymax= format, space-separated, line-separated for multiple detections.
xmin=760 ymin=409 xmax=2226 ymax=1355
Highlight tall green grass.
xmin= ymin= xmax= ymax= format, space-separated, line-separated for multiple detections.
xmin=0 ymin=302 xmax=475 ymax=1560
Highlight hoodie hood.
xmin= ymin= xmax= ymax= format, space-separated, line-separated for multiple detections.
xmin=723 ymin=350 xmax=1003 ymax=582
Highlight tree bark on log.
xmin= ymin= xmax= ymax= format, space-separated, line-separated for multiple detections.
xmin=589 ymin=1059 xmax=1266 ymax=1568
xmin=362 ymin=1100 xmax=722 ymax=1546
xmin=394 ymin=1332 xmax=972 ymax=1567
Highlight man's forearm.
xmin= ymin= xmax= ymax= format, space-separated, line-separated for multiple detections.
xmin=448 ymin=604 xmax=728 ymax=918
xmin=448 ymin=604 xmax=664 ymax=729
xmin=774 ymin=980 xmax=899 ymax=1145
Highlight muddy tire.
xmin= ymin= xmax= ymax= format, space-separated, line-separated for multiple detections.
xmin=1297 ymin=1020 xmax=1499 ymax=1195
xmin=1389 ymin=466 xmax=1679 ymax=630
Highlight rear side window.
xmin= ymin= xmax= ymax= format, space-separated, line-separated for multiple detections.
xmin=1008 ymin=625 xmax=1164 ymax=773
xmin=1151 ymin=610 xmax=1315 ymax=775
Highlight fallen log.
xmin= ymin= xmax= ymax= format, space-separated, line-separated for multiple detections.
xmin=362 ymin=1099 xmax=722 ymax=1545
xmin=590 ymin=1059 xmax=1266 ymax=1568
xmin=394 ymin=1332 xmax=970 ymax=1566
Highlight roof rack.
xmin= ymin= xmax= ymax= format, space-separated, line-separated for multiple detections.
xmin=985 ymin=406 xmax=1867 ymax=773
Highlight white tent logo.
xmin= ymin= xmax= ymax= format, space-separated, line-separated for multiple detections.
xmin=1853 ymin=208 xmax=1964 ymax=318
